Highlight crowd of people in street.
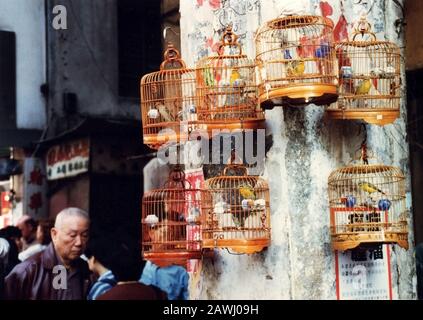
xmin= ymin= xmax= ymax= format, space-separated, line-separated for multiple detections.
xmin=0 ymin=207 xmax=188 ymax=300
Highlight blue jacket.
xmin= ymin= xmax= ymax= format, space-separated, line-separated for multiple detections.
xmin=140 ymin=261 xmax=189 ymax=300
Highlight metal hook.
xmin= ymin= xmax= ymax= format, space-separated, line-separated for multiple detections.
xmin=163 ymin=26 xmax=180 ymax=42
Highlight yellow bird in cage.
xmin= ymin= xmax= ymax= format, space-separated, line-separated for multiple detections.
xmin=355 ymin=79 xmax=371 ymax=95
xmin=358 ymin=181 xmax=386 ymax=195
xmin=239 ymin=184 xmax=256 ymax=200
xmin=287 ymin=60 xmax=305 ymax=77
xmin=229 ymin=68 xmax=241 ymax=85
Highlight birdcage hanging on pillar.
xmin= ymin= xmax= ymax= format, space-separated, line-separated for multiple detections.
xmin=255 ymin=15 xmax=338 ymax=108
xmin=328 ymin=146 xmax=408 ymax=251
xmin=141 ymin=166 xmax=212 ymax=267
xmin=203 ymin=162 xmax=271 ymax=254
xmin=326 ymin=16 xmax=401 ymax=125
xmin=195 ymin=26 xmax=265 ymax=135
xmin=140 ymin=44 xmax=201 ymax=149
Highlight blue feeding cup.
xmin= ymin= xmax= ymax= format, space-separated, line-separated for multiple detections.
xmin=345 ymin=195 xmax=356 ymax=208
xmin=378 ymin=199 xmax=391 ymax=211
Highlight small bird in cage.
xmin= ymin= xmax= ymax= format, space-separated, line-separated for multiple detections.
xmin=239 ymin=184 xmax=256 ymax=201
xmin=358 ymin=181 xmax=386 ymax=195
xmin=157 ymin=104 xmax=175 ymax=122
xmin=186 ymin=207 xmax=201 ymax=225
xmin=287 ymin=60 xmax=305 ymax=77
xmin=355 ymin=79 xmax=372 ymax=95
xmin=145 ymin=214 xmax=159 ymax=226
xmin=147 ymin=106 xmax=160 ymax=120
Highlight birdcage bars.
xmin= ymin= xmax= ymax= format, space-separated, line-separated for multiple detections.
xmin=140 ymin=44 xmax=201 ymax=149
xmin=328 ymin=161 xmax=408 ymax=251
xmin=141 ymin=167 xmax=212 ymax=267
xmin=326 ymin=16 xmax=401 ymax=125
xmin=203 ymin=163 xmax=271 ymax=254
xmin=195 ymin=26 xmax=265 ymax=135
xmin=255 ymin=15 xmax=338 ymax=108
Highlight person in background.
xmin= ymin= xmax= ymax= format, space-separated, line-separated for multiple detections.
xmin=18 ymin=219 xmax=54 ymax=261
xmin=0 ymin=237 xmax=10 ymax=299
xmin=4 ymin=208 xmax=91 ymax=300
xmin=97 ymin=240 xmax=167 ymax=300
xmin=16 ymin=215 xmax=37 ymax=251
xmin=0 ymin=226 xmax=22 ymax=275
xmin=140 ymin=260 xmax=189 ymax=300
xmin=85 ymin=238 xmax=117 ymax=300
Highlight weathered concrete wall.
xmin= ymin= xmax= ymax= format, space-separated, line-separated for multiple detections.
xmin=0 ymin=0 xmax=46 ymax=130
xmin=46 ymin=0 xmax=139 ymax=129
xmin=180 ymin=0 xmax=416 ymax=299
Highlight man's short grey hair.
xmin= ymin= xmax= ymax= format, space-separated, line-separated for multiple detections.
xmin=54 ymin=207 xmax=90 ymax=229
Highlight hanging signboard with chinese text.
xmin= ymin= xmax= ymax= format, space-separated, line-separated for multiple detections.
xmin=335 ymin=244 xmax=393 ymax=300
xmin=46 ymin=138 xmax=90 ymax=180
xmin=24 ymin=158 xmax=47 ymax=219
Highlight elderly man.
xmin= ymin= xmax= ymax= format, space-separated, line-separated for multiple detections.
xmin=16 ymin=215 xmax=37 ymax=251
xmin=4 ymin=208 xmax=91 ymax=300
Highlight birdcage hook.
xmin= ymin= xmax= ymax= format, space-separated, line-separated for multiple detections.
xmin=352 ymin=15 xmax=376 ymax=41
xmin=160 ymin=43 xmax=186 ymax=70
xmin=163 ymin=26 xmax=180 ymax=42
xmin=218 ymin=25 xmax=242 ymax=55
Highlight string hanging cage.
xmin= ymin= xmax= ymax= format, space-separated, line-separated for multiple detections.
xmin=327 ymin=145 xmax=408 ymax=251
xmin=140 ymin=44 xmax=200 ymax=150
xmin=326 ymin=16 xmax=401 ymax=125
xmin=195 ymin=26 xmax=266 ymax=135
xmin=203 ymin=161 xmax=271 ymax=254
xmin=255 ymin=15 xmax=338 ymax=108
xmin=141 ymin=166 xmax=212 ymax=267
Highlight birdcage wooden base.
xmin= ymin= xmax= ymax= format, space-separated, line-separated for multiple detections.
xmin=144 ymin=251 xmax=203 ymax=268
xmin=202 ymin=238 xmax=269 ymax=254
xmin=143 ymin=132 xmax=189 ymax=149
xmin=332 ymin=232 xmax=408 ymax=251
xmin=325 ymin=109 xmax=399 ymax=126
xmin=259 ymin=84 xmax=338 ymax=108
xmin=203 ymin=119 xmax=266 ymax=136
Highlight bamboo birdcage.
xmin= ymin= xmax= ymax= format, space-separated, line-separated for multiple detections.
xmin=203 ymin=162 xmax=271 ymax=254
xmin=328 ymin=147 xmax=408 ymax=251
xmin=255 ymin=15 xmax=338 ymax=108
xmin=141 ymin=167 xmax=212 ymax=267
xmin=140 ymin=44 xmax=201 ymax=149
xmin=326 ymin=17 xmax=401 ymax=125
xmin=195 ymin=26 xmax=265 ymax=134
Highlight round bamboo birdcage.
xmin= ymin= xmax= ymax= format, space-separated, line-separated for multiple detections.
xmin=140 ymin=44 xmax=202 ymax=149
xmin=203 ymin=163 xmax=271 ymax=254
xmin=195 ymin=26 xmax=265 ymax=135
xmin=255 ymin=15 xmax=338 ymax=108
xmin=326 ymin=17 xmax=401 ymax=125
xmin=328 ymin=150 xmax=408 ymax=251
xmin=141 ymin=167 xmax=212 ymax=267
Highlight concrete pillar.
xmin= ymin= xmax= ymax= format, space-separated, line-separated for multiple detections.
xmin=180 ymin=0 xmax=416 ymax=299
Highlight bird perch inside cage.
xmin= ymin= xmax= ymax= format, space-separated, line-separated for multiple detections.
xmin=327 ymin=145 xmax=408 ymax=251
xmin=326 ymin=16 xmax=401 ymax=125
xmin=195 ymin=26 xmax=265 ymax=134
xmin=203 ymin=162 xmax=271 ymax=254
xmin=140 ymin=44 xmax=199 ymax=149
xmin=255 ymin=15 xmax=338 ymax=108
